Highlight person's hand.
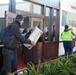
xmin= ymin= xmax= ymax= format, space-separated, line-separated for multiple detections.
xmin=31 ymin=41 xmax=36 ymax=46
xmin=40 ymin=31 xmax=43 ymax=36
xmin=29 ymin=27 xmax=35 ymax=34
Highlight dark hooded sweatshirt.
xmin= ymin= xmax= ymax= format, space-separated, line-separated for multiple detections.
xmin=4 ymin=21 xmax=31 ymax=50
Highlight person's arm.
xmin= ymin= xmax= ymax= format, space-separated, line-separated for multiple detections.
xmin=11 ymin=25 xmax=31 ymax=44
xmin=72 ymin=32 xmax=76 ymax=36
xmin=61 ymin=32 xmax=63 ymax=40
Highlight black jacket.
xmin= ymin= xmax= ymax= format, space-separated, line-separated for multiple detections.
xmin=4 ymin=21 xmax=31 ymax=49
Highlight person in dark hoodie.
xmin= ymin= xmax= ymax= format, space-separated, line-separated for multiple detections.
xmin=61 ymin=25 xmax=73 ymax=55
xmin=0 ymin=14 xmax=35 ymax=75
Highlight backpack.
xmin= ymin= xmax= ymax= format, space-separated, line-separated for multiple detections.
xmin=0 ymin=25 xmax=12 ymax=43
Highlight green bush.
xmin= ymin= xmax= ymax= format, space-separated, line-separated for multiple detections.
xmin=8 ymin=55 xmax=76 ymax=75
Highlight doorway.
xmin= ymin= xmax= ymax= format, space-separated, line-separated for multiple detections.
xmin=31 ymin=17 xmax=43 ymax=30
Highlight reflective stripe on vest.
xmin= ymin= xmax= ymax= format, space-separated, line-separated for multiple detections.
xmin=62 ymin=30 xmax=72 ymax=41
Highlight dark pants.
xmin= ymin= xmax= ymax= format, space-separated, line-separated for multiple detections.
xmin=0 ymin=48 xmax=18 ymax=75
xmin=63 ymin=41 xmax=73 ymax=55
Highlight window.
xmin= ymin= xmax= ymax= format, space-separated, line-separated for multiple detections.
xmin=52 ymin=9 xmax=56 ymax=41
xmin=44 ymin=7 xmax=50 ymax=41
xmin=52 ymin=9 xmax=59 ymax=42
xmin=8 ymin=18 xmax=14 ymax=25
xmin=33 ymin=4 xmax=41 ymax=14
xmin=16 ymin=0 xmax=31 ymax=12
xmin=33 ymin=21 xmax=41 ymax=29
xmin=0 ymin=0 xmax=9 ymax=4
xmin=0 ymin=0 xmax=9 ymax=17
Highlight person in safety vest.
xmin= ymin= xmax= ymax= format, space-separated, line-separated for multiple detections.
xmin=61 ymin=25 xmax=73 ymax=55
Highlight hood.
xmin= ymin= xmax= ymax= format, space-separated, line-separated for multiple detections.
xmin=15 ymin=20 xmax=21 ymax=27
xmin=64 ymin=28 xmax=69 ymax=32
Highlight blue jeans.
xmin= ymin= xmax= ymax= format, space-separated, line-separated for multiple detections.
xmin=0 ymin=48 xmax=18 ymax=75
xmin=63 ymin=41 xmax=73 ymax=55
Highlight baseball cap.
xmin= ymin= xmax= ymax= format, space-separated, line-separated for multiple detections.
xmin=16 ymin=14 xmax=24 ymax=21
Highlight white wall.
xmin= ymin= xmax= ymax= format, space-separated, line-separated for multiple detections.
xmin=58 ymin=0 xmax=76 ymax=56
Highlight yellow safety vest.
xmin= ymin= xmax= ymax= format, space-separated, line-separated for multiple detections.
xmin=61 ymin=30 xmax=72 ymax=41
